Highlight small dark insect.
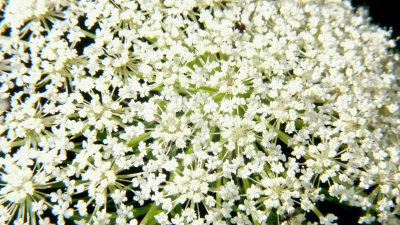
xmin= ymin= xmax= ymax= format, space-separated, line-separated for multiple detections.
xmin=234 ymin=21 xmax=246 ymax=33
xmin=281 ymin=213 xmax=293 ymax=223
xmin=282 ymin=215 xmax=291 ymax=221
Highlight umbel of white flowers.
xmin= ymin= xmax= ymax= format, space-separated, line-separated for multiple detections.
xmin=0 ymin=0 xmax=399 ymax=225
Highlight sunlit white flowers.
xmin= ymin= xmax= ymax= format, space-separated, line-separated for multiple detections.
xmin=1 ymin=0 xmax=399 ymax=224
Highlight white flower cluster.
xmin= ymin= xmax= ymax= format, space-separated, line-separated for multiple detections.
xmin=0 ymin=0 xmax=399 ymax=224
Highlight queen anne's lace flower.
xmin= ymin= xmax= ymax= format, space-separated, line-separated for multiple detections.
xmin=1 ymin=0 xmax=399 ymax=224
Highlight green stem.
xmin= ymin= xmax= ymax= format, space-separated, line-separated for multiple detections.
xmin=10 ymin=139 xmax=25 ymax=147
xmin=81 ymin=30 xmax=96 ymax=39
xmin=267 ymin=123 xmax=290 ymax=146
xmin=216 ymin=175 xmax=222 ymax=209
xmin=127 ymin=133 xmax=151 ymax=147
xmin=242 ymin=179 xmax=259 ymax=225
xmin=254 ymin=114 xmax=291 ymax=146
xmin=214 ymin=126 xmax=223 ymax=209
xmin=311 ymin=204 xmax=324 ymax=218
xmin=139 ymin=203 xmax=161 ymax=225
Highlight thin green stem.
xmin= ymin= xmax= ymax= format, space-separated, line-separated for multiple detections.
xmin=139 ymin=203 xmax=162 ymax=225
xmin=242 ymin=178 xmax=259 ymax=225
xmin=81 ymin=30 xmax=96 ymax=39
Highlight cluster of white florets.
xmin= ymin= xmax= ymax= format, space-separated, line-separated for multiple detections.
xmin=0 ymin=0 xmax=399 ymax=224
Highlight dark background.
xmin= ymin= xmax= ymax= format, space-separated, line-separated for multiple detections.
xmin=351 ymin=0 xmax=400 ymax=47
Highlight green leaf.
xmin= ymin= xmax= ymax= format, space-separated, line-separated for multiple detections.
xmin=133 ymin=204 xmax=153 ymax=217
xmin=266 ymin=209 xmax=278 ymax=225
